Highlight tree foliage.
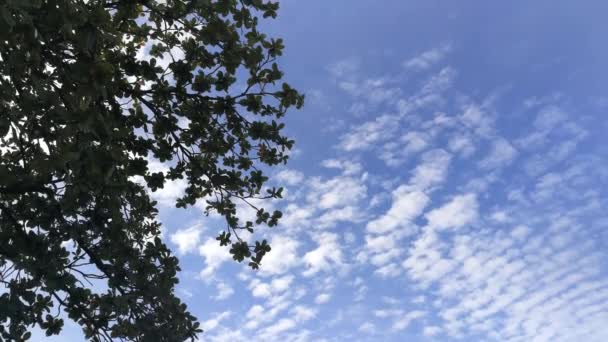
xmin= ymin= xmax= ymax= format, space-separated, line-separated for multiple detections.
xmin=0 ymin=0 xmax=302 ymax=340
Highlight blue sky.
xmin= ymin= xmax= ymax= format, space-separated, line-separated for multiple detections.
xmin=39 ymin=1 xmax=608 ymax=341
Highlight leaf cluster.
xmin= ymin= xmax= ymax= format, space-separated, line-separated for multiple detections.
xmin=0 ymin=0 xmax=302 ymax=340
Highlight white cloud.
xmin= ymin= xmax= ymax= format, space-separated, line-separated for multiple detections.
xmin=392 ymin=311 xmax=426 ymax=331
xmin=479 ymin=138 xmax=518 ymax=170
xmin=402 ymin=183 xmax=608 ymax=341
xmin=170 ymin=224 xmax=202 ymax=255
xmin=534 ymin=106 xmax=568 ymax=131
xmin=214 ymin=282 xmax=234 ymax=301
xmin=276 ymin=170 xmax=369 ymax=233
xmin=315 ymin=293 xmax=331 ymax=304
xmin=423 ymin=325 xmax=442 ymax=337
xmin=259 ymin=235 xmax=300 ymax=276
xmin=339 ymin=78 xmax=401 ymax=106
xmin=380 ymin=131 xmax=432 ymax=166
xmin=199 ymin=238 xmax=232 ymax=278
xmin=303 ymin=233 xmax=343 ymax=277
xmin=366 ymin=189 xmax=429 ymax=234
xmin=375 ymin=263 xmax=403 ymax=278
xmin=280 ymin=203 xmax=315 ymax=229
xmin=201 ymin=311 xmax=231 ymax=332
xmin=272 ymin=275 xmax=295 ymax=293
xmin=403 ymin=229 xmax=455 ymax=285
xmin=412 ymin=296 xmax=426 ymax=304
xmin=246 ymin=305 xmax=264 ymax=321
xmin=328 ymin=58 xmax=360 ymax=78
xmin=420 ymin=67 xmax=457 ymax=97
xmin=425 ymin=194 xmax=478 ymax=230
xmin=336 ymin=65 xmax=459 ymax=163
xmin=204 ymin=329 xmax=246 ymax=342
xmin=321 ymin=158 xmax=362 ymax=176
xmin=490 ymin=211 xmax=510 ymax=223
xmin=291 ymin=305 xmax=317 ymax=322
xmin=244 ymin=287 xmax=295 ymax=331
xmin=359 ymin=150 xmax=454 ymax=275
xmin=276 ymin=169 xmax=305 ymax=186
xmin=401 ymin=131 xmax=430 ymax=154
xmin=260 ymin=318 xmax=296 ymax=339
xmin=407 ymin=149 xmax=452 ymax=191
xmin=459 ymin=104 xmax=494 ymax=137
xmin=338 ymin=114 xmax=398 ymax=151
xmin=308 ymin=176 xmax=366 ymax=210
xmin=370 ymin=249 xmax=402 ymax=267
xmin=403 ymin=43 xmax=451 ymax=71
xmin=511 ymin=225 xmax=530 ymax=240
xmin=316 ymin=205 xmax=365 ymax=229
xmin=374 ymin=309 xmax=403 ymax=318
xmin=306 ymin=88 xmax=332 ymax=111
xmin=249 ymin=280 xmax=272 ymax=298
xmin=398 ymin=67 xmax=457 ymax=116
xmin=359 ymin=322 xmax=376 ymax=334
xmin=448 ymin=134 xmax=476 ymax=157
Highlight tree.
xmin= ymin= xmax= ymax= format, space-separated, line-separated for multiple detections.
xmin=0 ymin=0 xmax=303 ymax=340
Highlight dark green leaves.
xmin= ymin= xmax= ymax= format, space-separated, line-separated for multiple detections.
xmin=216 ymin=231 xmax=231 ymax=246
xmin=144 ymin=172 xmax=165 ymax=192
xmin=0 ymin=6 xmax=15 ymax=33
xmin=249 ymin=239 xmax=271 ymax=269
xmin=0 ymin=0 xmax=300 ymax=340
xmin=41 ymin=315 xmax=64 ymax=337
xmin=230 ymin=241 xmax=251 ymax=262
xmin=0 ymin=116 xmax=9 ymax=137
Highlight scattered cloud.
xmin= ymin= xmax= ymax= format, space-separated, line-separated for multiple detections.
xmin=214 ymin=282 xmax=235 ymax=301
xmin=359 ymin=322 xmax=376 ymax=334
xmin=338 ymin=114 xmax=398 ymax=151
xmin=162 ymin=39 xmax=606 ymax=342
xmin=425 ymin=193 xmax=479 ymax=230
xmin=303 ymin=233 xmax=343 ymax=277
xmin=478 ymin=138 xmax=518 ymax=170
xmin=315 ymin=293 xmax=331 ymax=304
xmin=276 ymin=169 xmax=305 ymax=186
xmin=199 ymin=238 xmax=233 ymax=278
xmin=201 ymin=311 xmax=231 ymax=332
xmin=259 ymin=235 xmax=300 ymax=276
xmin=366 ymin=189 xmax=429 ymax=234
xmin=392 ymin=310 xmax=426 ymax=331
xmin=407 ymin=149 xmax=452 ymax=191
xmin=308 ymin=175 xmax=367 ymax=210
xmin=403 ymin=43 xmax=452 ymax=71
xmin=328 ymin=57 xmax=360 ymax=79
xmin=170 ymin=224 xmax=203 ymax=255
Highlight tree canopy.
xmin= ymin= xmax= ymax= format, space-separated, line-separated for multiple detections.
xmin=0 ymin=0 xmax=302 ymax=340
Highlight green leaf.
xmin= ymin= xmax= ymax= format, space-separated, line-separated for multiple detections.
xmin=0 ymin=0 xmax=301 ymax=339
